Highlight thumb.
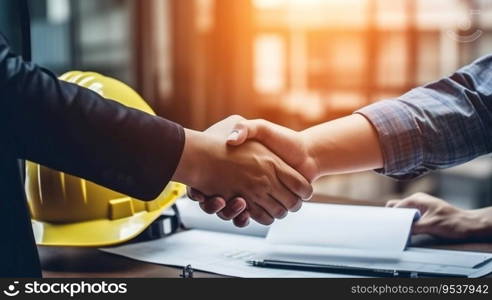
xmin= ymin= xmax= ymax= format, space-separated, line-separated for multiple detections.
xmin=227 ymin=121 xmax=257 ymax=146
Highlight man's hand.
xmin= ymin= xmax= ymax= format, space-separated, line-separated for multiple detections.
xmin=227 ymin=119 xmax=318 ymax=181
xmin=191 ymin=118 xmax=318 ymax=226
xmin=186 ymin=116 xmax=252 ymax=227
xmin=173 ymin=116 xmax=313 ymax=226
xmin=188 ymin=187 xmax=251 ymax=227
xmin=191 ymin=114 xmax=384 ymax=226
xmin=386 ymin=193 xmax=492 ymax=241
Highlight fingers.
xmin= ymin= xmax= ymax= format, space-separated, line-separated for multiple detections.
xmin=289 ymin=199 xmax=303 ymax=212
xmin=247 ymin=200 xmax=275 ymax=225
xmin=275 ymin=161 xmax=313 ymax=201
xmin=385 ymin=199 xmax=399 ymax=208
xmin=227 ymin=120 xmax=256 ymax=146
xmin=228 ymin=118 xmax=288 ymax=146
xmin=233 ymin=211 xmax=251 ymax=227
xmin=387 ymin=199 xmax=434 ymax=236
xmin=411 ymin=220 xmax=434 ymax=235
xmin=227 ymin=129 xmax=247 ymax=145
xmin=267 ymin=195 xmax=289 ymax=219
xmin=251 ymin=192 xmax=288 ymax=220
xmin=194 ymin=194 xmax=250 ymax=226
xmin=386 ymin=193 xmax=439 ymax=216
xmin=196 ymin=192 xmax=273 ymax=225
xmin=386 ymin=198 xmax=420 ymax=209
xmin=386 ymin=193 xmax=451 ymax=237
xmin=217 ymin=197 xmax=247 ymax=220
xmin=199 ymin=197 xmax=226 ymax=214
xmin=269 ymin=174 xmax=303 ymax=213
xmin=188 ymin=186 xmax=280 ymax=226
xmin=188 ymin=187 xmax=205 ymax=202
xmin=188 ymin=188 xmax=232 ymax=216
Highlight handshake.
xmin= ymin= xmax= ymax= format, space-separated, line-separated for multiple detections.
xmin=171 ymin=113 xmax=492 ymax=242
xmin=172 ymin=115 xmax=320 ymax=227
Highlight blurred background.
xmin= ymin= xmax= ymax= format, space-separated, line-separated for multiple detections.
xmin=1 ymin=0 xmax=491 ymax=208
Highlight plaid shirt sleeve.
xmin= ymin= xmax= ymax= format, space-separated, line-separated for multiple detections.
xmin=355 ymin=54 xmax=492 ymax=180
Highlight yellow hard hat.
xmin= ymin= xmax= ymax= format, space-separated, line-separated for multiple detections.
xmin=26 ymin=71 xmax=185 ymax=247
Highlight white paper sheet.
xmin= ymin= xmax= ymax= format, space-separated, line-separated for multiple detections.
xmin=266 ymin=203 xmax=420 ymax=252
xmin=101 ymin=200 xmax=492 ymax=278
xmin=176 ymin=198 xmax=269 ymax=237
xmin=101 ymin=229 xmax=492 ymax=278
xmin=102 ymin=230 xmax=358 ymax=278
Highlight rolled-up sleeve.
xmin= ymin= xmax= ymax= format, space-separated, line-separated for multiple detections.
xmin=356 ymin=54 xmax=492 ymax=180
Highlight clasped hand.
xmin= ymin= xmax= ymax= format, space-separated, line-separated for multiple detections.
xmin=184 ymin=115 xmax=318 ymax=227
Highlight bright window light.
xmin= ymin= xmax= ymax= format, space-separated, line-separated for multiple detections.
xmin=254 ymin=34 xmax=286 ymax=94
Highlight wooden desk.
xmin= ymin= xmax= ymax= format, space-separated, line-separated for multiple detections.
xmin=41 ymin=195 xmax=492 ymax=278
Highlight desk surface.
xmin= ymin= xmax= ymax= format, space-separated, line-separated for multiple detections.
xmin=40 ymin=195 xmax=492 ymax=278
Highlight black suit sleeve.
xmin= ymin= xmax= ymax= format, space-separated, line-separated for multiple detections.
xmin=0 ymin=34 xmax=185 ymax=200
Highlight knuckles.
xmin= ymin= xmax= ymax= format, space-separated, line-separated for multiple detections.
xmin=295 ymin=181 xmax=313 ymax=200
xmin=288 ymin=199 xmax=303 ymax=212
xmin=249 ymin=208 xmax=274 ymax=225
xmin=251 ymin=175 xmax=273 ymax=194
xmin=274 ymin=207 xmax=288 ymax=219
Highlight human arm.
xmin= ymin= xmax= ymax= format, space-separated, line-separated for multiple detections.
xmin=189 ymin=113 xmax=383 ymax=225
xmin=228 ymin=54 xmax=492 ymax=181
xmin=227 ymin=114 xmax=384 ymax=182
xmin=199 ymin=54 xmax=492 ymax=223
xmin=356 ymin=54 xmax=492 ymax=179
xmin=387 ymin=193 xmax=492 ymax=241
xmin=0 ymin=33 xmax=183 ymax=200
xmin=0 ymin=34 xmax=312 ymax=226
xmin=173 ymin=116 xmax=312 ymax=225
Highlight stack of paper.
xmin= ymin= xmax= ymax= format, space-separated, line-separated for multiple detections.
xmin=101 ymin=198 xmax=492 ymax=278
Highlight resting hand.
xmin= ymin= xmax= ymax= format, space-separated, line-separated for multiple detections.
xmin=387 ymin=193 xmax=492 ymax=240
